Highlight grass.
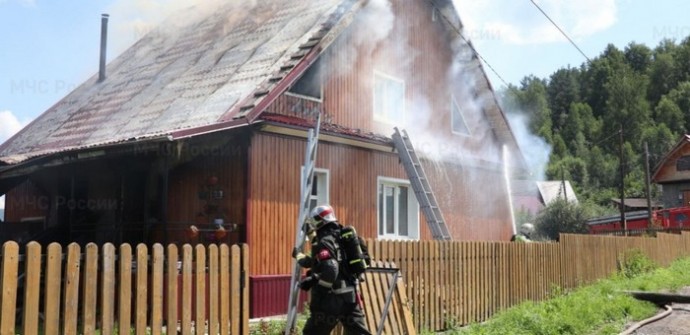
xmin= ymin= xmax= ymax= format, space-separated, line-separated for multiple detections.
xmin=454 ymin=251 xmax=690 ymax=335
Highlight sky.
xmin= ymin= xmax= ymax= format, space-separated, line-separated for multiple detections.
xmin=1 ymin=0 xmax=690 ymax=209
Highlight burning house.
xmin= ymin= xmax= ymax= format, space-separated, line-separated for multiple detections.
xmin=0 ymin=0 xmax=525 ymax=316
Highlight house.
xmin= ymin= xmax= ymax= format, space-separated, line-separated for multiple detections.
xmin=0 ymin=0 xmax=525 ymax=316
xmin=511 ymin=180 xmax=578 ymax=218
xmin=652 ymin=134 xmax=690 ymax=208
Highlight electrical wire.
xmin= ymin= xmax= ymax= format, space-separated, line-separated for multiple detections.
xmin=528 ymin=0 xmax=592 ymax=64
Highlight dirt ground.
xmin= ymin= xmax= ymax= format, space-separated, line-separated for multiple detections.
xmin=626 ymin=287 xmax=690 ymax=335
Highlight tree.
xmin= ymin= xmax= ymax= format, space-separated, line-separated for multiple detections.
xmin=535 ymin=199 xmax=589 ymax=240
xmin=648 ymin=50 xmax=678 ymax=105
xmin=653 ymin=96 xmax=684 ymax=135
xmin=624 ymin=42 xmax=652 ymax=73
xmin=547 ymin=67 xmax=580 ymax=130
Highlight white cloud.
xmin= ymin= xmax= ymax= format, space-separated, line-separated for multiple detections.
xmin=453 ymin=0 xmax=618 ymax=45
xmin=0 ymin=110 xmax=25 ymax=143
xmin=0 ymin=0 xmax=36 ymax=7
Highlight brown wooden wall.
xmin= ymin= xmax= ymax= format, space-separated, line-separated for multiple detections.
xmin=248 ymin=132 xmax=407 ymax=275
xmin=271 ymin=0 xmax=503 ymax=164
xmin=166 ymin=142 xmax=247 ymax=245
xmin=247 ymin=132 xmax=513 ymax=275
xmin=4 ymin=179 xmax=48 ymax=223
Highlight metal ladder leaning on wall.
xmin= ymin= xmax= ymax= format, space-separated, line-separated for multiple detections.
xmin=391 ymin=127 xmax=452 ymax=240
xmin=285 ymin=112 xmax=322 ymax=335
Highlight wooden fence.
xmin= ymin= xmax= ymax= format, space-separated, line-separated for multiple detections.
xmin=365 ymin=232 xmax=690 ymax=332
xmin=0 ymin=241 xmax=249 ymax=335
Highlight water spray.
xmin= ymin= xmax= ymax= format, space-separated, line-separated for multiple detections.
xmin=503 ymin=145 xmax=517 ymax=236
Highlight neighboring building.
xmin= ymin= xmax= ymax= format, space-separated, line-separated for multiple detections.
xmin=609 ymin=198 xmax=663 ymax=212
xmin=652 ymin=135 xmax=690 ymax=209
xmin=511 ymin=180 xmax=578 ymax=218
xmin=0 ymin=0 xmax=525 ymax=316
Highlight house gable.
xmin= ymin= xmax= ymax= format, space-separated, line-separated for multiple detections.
xmin=652 ymin=135 xmax=690 ymax=183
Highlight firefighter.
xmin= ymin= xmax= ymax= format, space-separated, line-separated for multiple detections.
xmin=292 ymin=204 xmax=371 ymax=335
xmin=512 ymin=222 xmax=534 ymax=242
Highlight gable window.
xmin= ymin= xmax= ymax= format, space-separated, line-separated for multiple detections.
xmin=302 ymin=168 xmax=330 ymax=213
xmin=288 ymin=58 xmax=322 ymax=101
xmin=373 ymin=71 xmax=405 ymax=124
xmin=451 ymin=95 xmax=470 ymax=136
xmin=377 ymin=177 xmax=419 ymax=239
xmin=677 ymin=155 xmax=690 ymax=171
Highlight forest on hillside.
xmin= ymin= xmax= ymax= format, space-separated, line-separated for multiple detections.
xmin=500 ymin=36 xmax=690 ymax=210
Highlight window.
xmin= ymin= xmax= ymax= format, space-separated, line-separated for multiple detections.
xmin=373 ymin=71 xmax=405 ymax=124
xmin=451 ymin=95 xmax=470 ymax=135
xmin=677 ymin=155 xmax=690 ymax=171
xmin=288 ymin=58 xmax=322 ymax=100
xmin=377 ymin=177 xmax=419 ymax=239
xmin=302 ymin=168 xmax=329 ymax=213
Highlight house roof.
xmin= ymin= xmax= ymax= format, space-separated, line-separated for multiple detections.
xmin=652 ymin=134 xmax=690 ymax=183
xmin=610 ymin=198 xmax=663 ymax=209
xmin=0 ymin=0 xmax=525 ymax=171
xmin=537 ymin=181 xmax=578 ymax=204
xmin=0 ymin=0 xmax=360 ymax=164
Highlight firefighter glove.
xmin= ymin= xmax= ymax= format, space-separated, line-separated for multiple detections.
xmin=299 ymin=273 xmax=320 ymax=291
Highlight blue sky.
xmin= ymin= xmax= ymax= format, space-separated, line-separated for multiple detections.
xmin=1 ymin=0 xmax=690 ymax=209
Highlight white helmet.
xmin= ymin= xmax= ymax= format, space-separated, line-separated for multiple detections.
xmin=520 ymin=223 xmax=535 ymax=236
xmin=310 ymin=204 xmax=337 ymax=228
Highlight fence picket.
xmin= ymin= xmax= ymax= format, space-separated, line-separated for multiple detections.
xmin=119 ymin=244 xmax=133 ymax=335
xmin=136 ymin=244 xmax=148 ymax=335
xmin=102 ymin=243 xmax=116 ymax=335
xmin=152 ymin=244 xmax=164 ymax=335
xmin=1 ymin=242 xmax=19 ymax=335
xmin=195 ymin=244 xmax=206 ymax=335
xmin=181 ymin=245 xmax=193 ymax=335
xmin=22 ymin=242 xmax=41 ymax=335
xmin=43 ymin=243 xmax=62 ymax=335
xmin=83 ymin=243 xmax=98 ymax=335
xmin=209 ymin=245 xmax=219 ymax=335
xmin=167 ymin=244 xmax=179 ymax=334
xmin=63 ymin=243 xmax=81 ymax=335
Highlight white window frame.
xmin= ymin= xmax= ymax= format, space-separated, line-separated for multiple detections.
xmin=373 ymin=71 xmax=406 ymax=125
xmin=451 ymin=95 xmax=471 ymax=136
xmin=301 ymin=167 xmax=330 ymax=213
xmin=377 ymin=176 xmax=419 ymax=240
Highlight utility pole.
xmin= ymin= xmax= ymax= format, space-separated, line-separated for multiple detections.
xmin=644 ymin=142 xmax=653 ymax=228
xmin=619 ymin=124 xmax=627 ymax=234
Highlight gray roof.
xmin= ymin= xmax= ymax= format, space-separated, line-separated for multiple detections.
xmin=537 ymin=181 xmax=578 ymax=204
xmin=0 ymin=0 xmax=349 ymax=164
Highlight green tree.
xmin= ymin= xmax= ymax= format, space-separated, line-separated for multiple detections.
xmin=547 ymin=67 xmax=581 ymax=130
xmin=648 ymin=45 xmax=678 ymax=105
xmin=535 ymin=199 xmax=589 ymax=240
xmin=653 ymin=96 xmax=684 ymax=135
xmin=624 ymin=42 xmax=652 ymax=73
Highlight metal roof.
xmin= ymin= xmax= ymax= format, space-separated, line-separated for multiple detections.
xmin=0 ymin=0 xmax=352 ymax=164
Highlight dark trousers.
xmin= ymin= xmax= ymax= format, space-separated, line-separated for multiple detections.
xmin=303 ymin=288 xmax=371 ymax=335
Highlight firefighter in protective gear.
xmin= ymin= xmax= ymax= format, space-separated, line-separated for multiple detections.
xmin=512 ymin=222 xmax=534 ymax=242
xmin=292 ymin=205 xmax=371 ymax=335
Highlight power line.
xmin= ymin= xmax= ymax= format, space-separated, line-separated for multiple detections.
xmin=433 ymin=3 xmax=510 ymax=87
xmin=528 ymin=0 xmax=592 ymax=64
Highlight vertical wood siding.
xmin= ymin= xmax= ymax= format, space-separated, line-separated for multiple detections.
xmin=248 ymin=132 xmax=408 ymax=275
xmin=4 ymin=180 xmax=49 ymax=222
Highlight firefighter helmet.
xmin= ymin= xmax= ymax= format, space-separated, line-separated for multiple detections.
xmin=310 ymin=204 xmax=337 ymax=228
xmin=520 ymin=223 xmax=535 ymax=236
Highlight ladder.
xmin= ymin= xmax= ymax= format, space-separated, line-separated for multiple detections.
xmin=391 ymin=127 xmax=451 ymax=240
xmin=285 ymin=112 xmax=322 ymax=335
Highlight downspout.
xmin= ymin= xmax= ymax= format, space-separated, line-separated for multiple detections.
xmin=503 ymin=145 xmax=517 ymax=236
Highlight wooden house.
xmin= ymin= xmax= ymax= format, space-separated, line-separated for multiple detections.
xmin=0 ymin=0 xmax=525 ymax=316
xmin=653 ymin=135 xmax=690 ymax=208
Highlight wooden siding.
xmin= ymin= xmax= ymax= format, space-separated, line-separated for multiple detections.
xmin=655 ymin=143 xmax=690 ymax=183
xmin=165 ymin=142 xmax=247 ymax=245
xmin=3 ymin=180 xmax=48 ymax=223
xmin=270 ymin=0 xmax=503 ymax=164
xmin=248 ymin=132 xmax=408 ymax=275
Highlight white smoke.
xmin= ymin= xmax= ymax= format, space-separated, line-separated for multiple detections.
xmin=506 ymin=112 xmax=551 ymax=181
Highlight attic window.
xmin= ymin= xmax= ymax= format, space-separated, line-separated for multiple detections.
xmin=373 ymin=71 xmax=405 ymax=124
xmin=287 ymin=57 xmax=322 ymax=101
xmin=677 ymin=155 xmax=690 ymax=171
xmin=451 ymin=95 xmax=471 ymax=136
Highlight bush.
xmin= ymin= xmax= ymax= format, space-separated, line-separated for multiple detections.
xmin=618 ymin=249 xmax=657 ymax=279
